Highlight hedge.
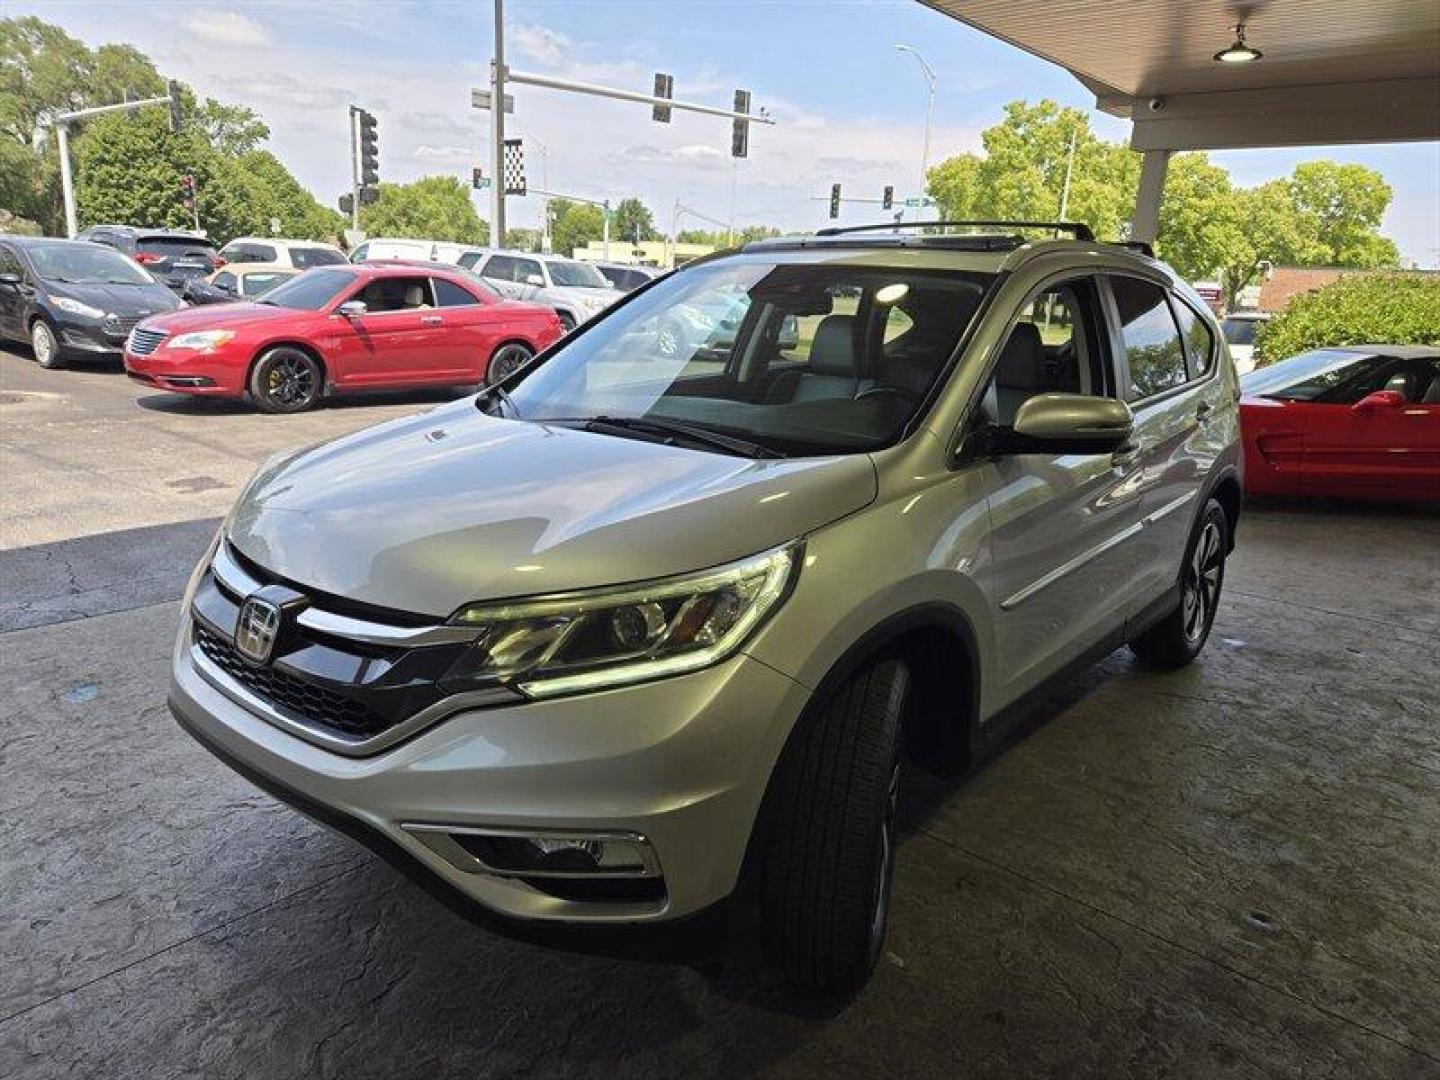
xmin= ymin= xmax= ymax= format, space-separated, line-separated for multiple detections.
xmin=1254 ymin=274 xmax=1440 ymax=365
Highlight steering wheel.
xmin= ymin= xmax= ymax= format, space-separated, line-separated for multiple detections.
xmin=854 ymin=385 xmax=922 ymax=405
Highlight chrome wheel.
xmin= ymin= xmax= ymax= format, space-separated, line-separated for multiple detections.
xmin=1182 ymin=520 xmax=1223 ymax=643
xmin=486 ymin=343 xmax=532 ymax=385
xmin=868 ymin=758 xmax=901 ymax=962
xmin=31 ymin=321 xmax=59 ymax=368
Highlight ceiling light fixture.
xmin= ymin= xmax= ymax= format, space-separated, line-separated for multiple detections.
xmin=1214 ymin=22 xmax=1263 ymax=63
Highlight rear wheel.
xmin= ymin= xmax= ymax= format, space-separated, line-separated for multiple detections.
xmin=31 ymin=320 xmax=63 ymax=369
xmin=486 ymin=342 xmax=533 ymax=385
xmin=248 ymin=347 xmax=322 ymax=413
xmin=759 ymin=658 xmax=910 ymax=994
xmin=1129 ymin=498 xmax=1227 ymax=669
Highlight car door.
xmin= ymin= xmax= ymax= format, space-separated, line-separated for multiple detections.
xmin=1301 ymin=355 xmax=1440 ymax=500
xmin=1103 ymin=275 xmax=1225 ymax=610
xmin=426 ymin=276 xmax=501 ymax=378
xmin=478 ymin=254 xmax=522 ymax=299
xmin=511 ymin=256 xmax=546 ymax=301
xmin=328 ymin=274 xmax=450 ymax=385
xmin=0 ymin=243 xmax=28 ymax=341
xmin=979 ymin=273 xmax=1147 ymax=703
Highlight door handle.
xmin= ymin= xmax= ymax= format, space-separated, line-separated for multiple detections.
xmin=1111 ymin=442 xmax=1142 ymax=468
xmin=420 ymin=315 xmax=443 ymax=326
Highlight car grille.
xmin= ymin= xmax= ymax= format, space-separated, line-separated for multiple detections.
xmin=193 ymin=622 xmax=388 ymax=739
xmin=127 ymin=327 xmax=167 ymax=356
xmin=105 ymin=314 xmax=144 ymax=338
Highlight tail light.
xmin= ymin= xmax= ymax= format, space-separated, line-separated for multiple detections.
xmin=134 ymin=252 xmax=162 ymax=265
xmin=212 ymin=256 xmax=227 ymax=268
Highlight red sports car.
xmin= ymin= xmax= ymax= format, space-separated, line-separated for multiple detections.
xmin=1239 ymin=345 xmax=1440 ymax=503
xmin=124 ymin=261 xmax=562 ymax=412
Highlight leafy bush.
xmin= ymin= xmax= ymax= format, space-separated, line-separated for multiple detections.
xmin=1255 ymin=274 xmax=1440 ymax=364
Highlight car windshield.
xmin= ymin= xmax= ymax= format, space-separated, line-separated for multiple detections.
xmin=1222 ymin=317 xmax=1261 ymax=345
xmin=1240 ymin=349 xmax=1379 ymax=400
xmin=258 ymin=268 xmax=353 ymax=310
xmin=548 ymin=260 xmax=610 ymax=288
xmin=28 ymin=243 xmax=152 ymax=285
xmin=506 ymin=259 xmax=996 ymax=456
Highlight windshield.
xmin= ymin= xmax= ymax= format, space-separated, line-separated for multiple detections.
xmin=1240 ymin=349 xmax=1378 ymax=400
xmin=258 ymin=268 xmax=353 ymax=310
xmin=506 ymin=259 xmax=996 ymax=455
xmin=1222 ymin=317 xmax=1261 ymax=345
xmin=28 ymin=243 xmax=152 ymax=285
xmin=548 ymin=260 xmax=610 ymax=288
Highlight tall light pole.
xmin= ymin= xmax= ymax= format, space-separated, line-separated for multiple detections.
xmin=490 ymin=0 xmax=507 ymax=244
xmin=893 ymin=45 xmax=937 ymax=194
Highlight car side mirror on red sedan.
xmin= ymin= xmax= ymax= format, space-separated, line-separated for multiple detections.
xmin=1353 ymin=389 xmax=1406 ymax=413
xmin=337 ymin=300 xmax=368 ymax=319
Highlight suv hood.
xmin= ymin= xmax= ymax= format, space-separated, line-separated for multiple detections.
xmin=227 ymin=399 xmax=877 ymax=618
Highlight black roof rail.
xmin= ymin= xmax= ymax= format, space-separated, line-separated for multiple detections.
xmin=1116 ymin=239 xmax=1155 ymax=258
xmin=813 ymin=219 xmax=1095 ymax=242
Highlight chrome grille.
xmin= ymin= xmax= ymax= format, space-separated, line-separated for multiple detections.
xmin=126 ymin=327 xmax=167 ymax=356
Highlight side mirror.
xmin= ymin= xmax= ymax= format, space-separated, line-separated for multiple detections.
xmin=1353 ymin=389 xmax=1405 ymax=412
xmin=0 ymin=272 xmax=20 ymax=287
xmin=524 ymin=273 xmax=545 ymax=287
xmin=337 ymin=300 xmax=367 ymax=318
xmin=987 ymin=393 xmax=1134 ymax=456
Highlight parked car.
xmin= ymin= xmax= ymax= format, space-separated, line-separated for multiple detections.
xmin=183 ymin=266 xmax=298 ymax=306
xmin=655 ymin=285 xmax=798 ymax=359
xmin=593 ymin=262 xmax=664 ymax=293
xmin=459 ymin=250 xmax=624 ymax=331
xmin=124 ymin=262 xmax=561 ymax=411
xmin=168 ymin=222 xmax=1242 ymax=993
xmin=350 ymin=237 xmax=472 ymax=264
xmin=1239 ymin=345 xmax=1440 ymax=502
xmin=217 ymin=237 xmax=348 ymax=271
xmin=0 ymin=235 xmax=182 ymax=368
xmin=76 ymin=225 xmax=223 ymax=293
xmin=1220 ymin=310 xmax=1270 ymax=373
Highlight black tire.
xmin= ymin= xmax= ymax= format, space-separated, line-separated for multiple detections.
xmin=1130 ymin=498 xmax=1227 ymax=669
xmin=557 ymin=312 xmax=576 ymax=334
xmin=760 ymin=657 xmax=910 ymax=994
xmin=31 ymin=319 xmax=63 ymax=369
xmin=486 ymin=341 xmax=533 ymax=385
xmin=248 ymin=347 xmax=322 ymax=413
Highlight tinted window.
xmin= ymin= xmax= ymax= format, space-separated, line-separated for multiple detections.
xmin=291 ymin=247 xmax=346 ymax=269
xmin=259 ymin=268 xmax=353 ymax=310
xmin=482 ymin=254 xmax=516 ymax=281
xmin=548 ymin=260 xmax=609 ymax=288
xmin=457 ymin=252 xmax=483 ymax=270
xmin=27 ymin=242 xmax=152 ymax=285
xmin=1222 ymin=317 xmax=1260 ymax=346
xmin=1110 ymin=277 xmax=1187 ymax=400
xmin=222 ymin=243 xmax=276 ymax=264
xmin=138 ymin=236 xmax=218 ymax=258
xmin=515 ymin=258 xmax=543 ymax=284
xmin=357 ymin=276 xmax=434 ymax=312
xmin=1172 ymin=299 xmax=1216 ymax=377
xmin=991 ymin=279 xmax=1110 ymax=425
xmin=597 ymin=265 xmax=626 ymax=289
xmin=0 ymin=246 xmax=23 ymax=277
xmin=350 ymin=243 xmax=370 ymax=263
xmin=241 ymin=272 xmax=293 ymax=297
xmin=213 ymin=272 xmax=237 ymax=291
xmin=433 ymin=278 xmax=481 ymax=307
xmin=1239 ymin=349 xmax=1379 ymax=401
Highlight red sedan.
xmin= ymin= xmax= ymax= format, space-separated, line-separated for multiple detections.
xmin=124 ymin=261 xmax=562 ymax=412
xmin=1239 ymin=345 xmax=1440 ymax=503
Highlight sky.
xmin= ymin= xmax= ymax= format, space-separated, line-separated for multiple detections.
xmin=14 ymin=0 xmax=1440 ymax=265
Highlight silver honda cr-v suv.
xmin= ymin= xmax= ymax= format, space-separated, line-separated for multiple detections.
xmin=170 ymin=222 xmax=1242 ymax=994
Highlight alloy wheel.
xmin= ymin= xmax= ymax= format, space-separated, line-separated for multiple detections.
xmin=487 ymin=344 xmax=532 ymax=385
xmin=868 ymin=758 xmax=902 ymax=962
xmin=32 ymin=322 xmax=57 ymax=367
xmin=1182 ymin=520 xmax=1223 ymax=642
xmin=265 ymin=354 xmax=316 ymax=408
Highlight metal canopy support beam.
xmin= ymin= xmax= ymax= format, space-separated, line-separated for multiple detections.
xmin=1130 ymin=149 xmax=1171 ymax=246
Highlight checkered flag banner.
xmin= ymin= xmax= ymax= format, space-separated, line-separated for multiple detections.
xmin=502 ymin=139 xmax=526 ymax=196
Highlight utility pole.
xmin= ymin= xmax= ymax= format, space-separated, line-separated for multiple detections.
xmin=490 ymin=0 xmax=507 ymax=244
xmin=45 ymin=82 xmax=183 ymax=238
xmin=894 ymin=45 xmax=937 ymax=194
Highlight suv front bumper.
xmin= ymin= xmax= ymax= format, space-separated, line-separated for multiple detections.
xmin=168 ymin=615 xmax=809 ymax=927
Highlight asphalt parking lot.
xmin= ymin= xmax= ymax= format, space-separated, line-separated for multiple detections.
xmin=2 ymin=346 xmax=1438 ymax=1079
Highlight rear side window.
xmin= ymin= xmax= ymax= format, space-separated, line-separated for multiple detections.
xmin=433 ymin=278 xmax=481 ymax=306
xmin=457 ymin=252 xmax=483 ymax=271
xmin=357 ymin=276 xmax=435 ymax=312
xmin=482 ymin=254 xmax=516 ymax=281
xmin=515 ymin=258 xmax=544 ymax=284
xmin=1110 ymin=276 xmax=1187 ymax=401
xmin=291 ymin=247 xmax=346 ymax=269
xmin=213 ymin=271 xmax=237 ymax=290
xmin=0 ymin=245 xmax=23 ymax=278
xmin=1172 ymin=299 xmax=1216 ymax=377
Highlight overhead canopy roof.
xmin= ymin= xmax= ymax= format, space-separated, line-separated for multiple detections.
xmin=923 ymin=0 xmax=1440 ymax=149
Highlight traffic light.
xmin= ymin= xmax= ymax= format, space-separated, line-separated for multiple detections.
xmin=829 ymin=183 xmax=841 ymax=219
xmin=180 ymin=173 xmax=197 ymax=211
xmin=652 ymin=73 xmax=674 ymax=123
xmin=882 ymin=185 xmax=894 ymax=210
xmin=357 ymin=109 xmax=379 ymax=187
xmin=167 ymin=80 xmax=183 ymax=134
xmin=338 ymin=193 xmax=354 ymax=215
xmin=731 ymin=89 xmax=751 ymax=159
xmin=472 ymin=166 xmax=486 ymax=190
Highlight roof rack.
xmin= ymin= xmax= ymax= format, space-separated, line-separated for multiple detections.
xmin=814 ymin=220 xmax=1095 ymax=242
xmin=1117 ymin=239 xmax=1155 ymax=258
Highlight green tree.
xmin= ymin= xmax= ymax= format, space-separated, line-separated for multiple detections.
xmin=359 ymin=175 xmax=488 ymax=245
xmin=504 ymin=227 xmax=541 ymax=251
xmin=1286 ymin=161 xmax=1400 ymax=267
xmin=548 ymin=198 xmax=604 ymax=256
xmin=1256 ymin=274 xmax=1440 ymax=363
xmin=192 ymin=98 xmax=269 ymax=157
xmin=610 ymin=197 xmax=658 ymax=243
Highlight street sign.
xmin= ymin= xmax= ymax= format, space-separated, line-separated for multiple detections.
xmin=470 ymin=88 xmax=515 ymax=114
xmin=502 ymin=139 xmax=526 ymax=196
xmin=903 ymin=196 xmax=936 ymax=208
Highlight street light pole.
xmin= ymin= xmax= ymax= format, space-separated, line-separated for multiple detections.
xmin=894 ymin=45 xmax=937 ymax=193
xmin=490 ymin=0 xmax=507 ymax=245
xmin=55 ymin=124 xmax=76 ymax=238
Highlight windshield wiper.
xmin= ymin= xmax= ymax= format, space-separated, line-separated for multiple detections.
xmin=551 ymin=415 xmax=785 ymax=459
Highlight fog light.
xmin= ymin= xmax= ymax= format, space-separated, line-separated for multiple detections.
xmin=405 ymin=825 xmax=660 ymax=878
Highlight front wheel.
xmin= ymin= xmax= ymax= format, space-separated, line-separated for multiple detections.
xmin=31 ymin=320 xmax=63 ymax=369
xmin=759 ymin=658 xmax=910 ymax=994
xmin=1129 ymin=498 xmax=1227 ymax=669
xmin=248 ymin=347 xmax=322 ymax=413
xmin=485 ymin=342 xmax=533 ymax=385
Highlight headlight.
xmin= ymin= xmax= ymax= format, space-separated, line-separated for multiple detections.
xmin=446 ymin=544 xmax=798 ymax=698
xmin=53 ymin=297 xmax=104 ymax=319
xmin=169 ymin=330 xmax=236 ymax=351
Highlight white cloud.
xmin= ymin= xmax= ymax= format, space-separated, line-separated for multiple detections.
xmin=180 ymin=11 xmax=269 ymax=48
xmin=401 ymin=112 xmax=472 ymax=138
xmin=511 ymin=24 xmax=573 ymax=67
xmin=613 ymin=144 xmax=725 ymax=168
xmin=412 ymin=145 xmax=474 ymax=164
